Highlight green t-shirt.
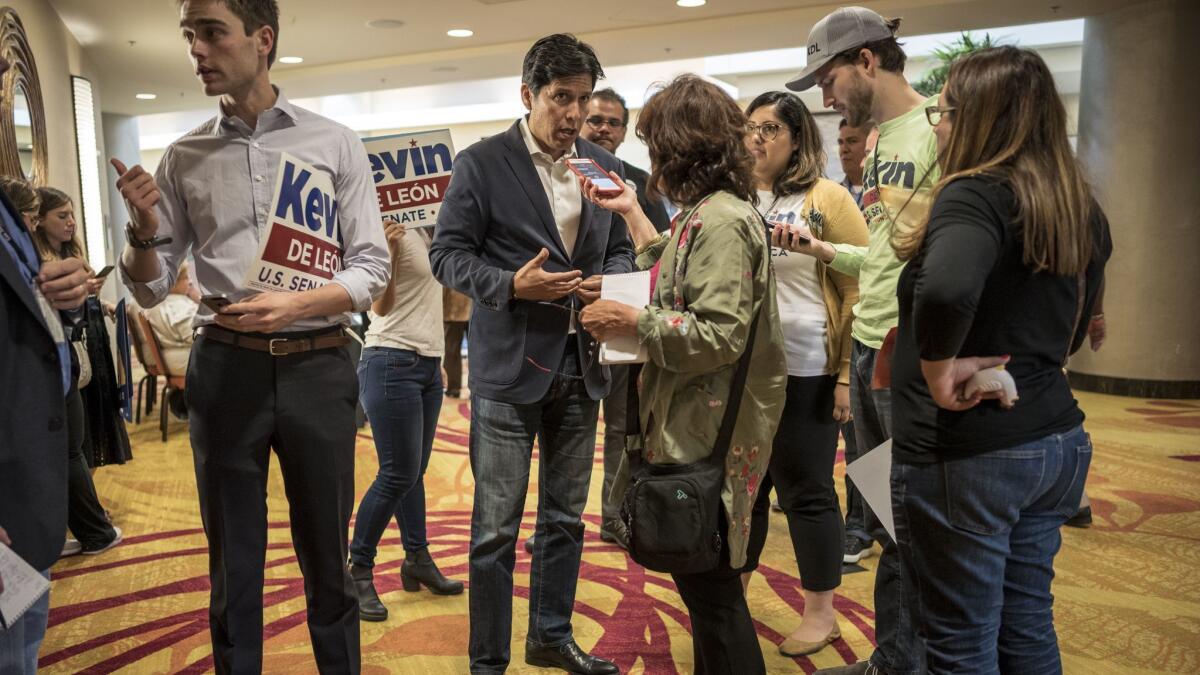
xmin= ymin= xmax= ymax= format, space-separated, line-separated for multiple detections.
xmin=829 ymin=94 xmax=940 ymax=349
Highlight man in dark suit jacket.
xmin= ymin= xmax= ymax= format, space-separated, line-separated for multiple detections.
xmin=0 ymin=57 xmax=91 ymax=666
xmin=430 ymin=34 xmax=631 ymax=675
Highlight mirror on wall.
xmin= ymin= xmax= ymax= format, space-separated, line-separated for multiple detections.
xmin=1 ymin=7 xmax=49 ymax=183
xmin=13 ymin=83 xmax=33 ymax=177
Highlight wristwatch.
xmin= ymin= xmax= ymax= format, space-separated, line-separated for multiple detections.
xmin=125 ymin=222 xmax=173 ymax=250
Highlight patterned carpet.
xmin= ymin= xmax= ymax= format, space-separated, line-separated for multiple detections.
xmin=39 ymin=391 xmax=1200 ymax=674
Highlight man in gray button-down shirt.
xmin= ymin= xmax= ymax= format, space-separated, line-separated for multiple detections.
xmin=114 ymin=2 xmax=387 ymax=672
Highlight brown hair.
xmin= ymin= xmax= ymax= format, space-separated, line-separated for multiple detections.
xmin=179 ymin=0 xmax=280 ymax=66
xmin=745 ymin=91 xmax=825 ymax=196
xmin=829 ymin=18 xmax=907 ymax=74
xmin=636 ymin=74 xmax=756 ymax=207
xmin=893 ymin=46 xmax=1094 ymax=276
xmin=0 ymin=176 xmax=39 ymax=216
xmin=34 ymin=187 xmax=86 ymax=263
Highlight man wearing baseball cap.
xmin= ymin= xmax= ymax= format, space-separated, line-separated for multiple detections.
xmin=781 ymin=7 xmax=940 ymax=675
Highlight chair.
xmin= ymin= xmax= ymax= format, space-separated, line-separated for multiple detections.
xmin=126 ymin=311 xmax=159 ymax=424
xmin=135 ymin=312 xmax=186 ymax=442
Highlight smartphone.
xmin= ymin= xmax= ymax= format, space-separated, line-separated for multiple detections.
xmin=765 ymin=221 xmax=811 ymax=246
xmin=566 ymin=158 xmax=623 ymax=196
xmin=94 ymin=265 xmax=115 ymax=279
xmin=200 ymin=294 xmax=241 ymax=315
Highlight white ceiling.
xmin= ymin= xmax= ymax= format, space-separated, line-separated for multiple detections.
xmin=49 ymin=0 xmax=1124 ymax=116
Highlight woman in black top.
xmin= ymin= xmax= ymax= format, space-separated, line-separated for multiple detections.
xmin=889 ymin=47 xmax=1111 ymax=674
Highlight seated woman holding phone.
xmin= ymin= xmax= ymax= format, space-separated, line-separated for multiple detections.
xmin=578 ymin=74 xmax=787 ymax=674
xmin=739 ymin=90 xmax=869 ymax=657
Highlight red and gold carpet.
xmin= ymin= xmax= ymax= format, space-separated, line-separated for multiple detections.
xmin=39 ymin=392 xmax=1200 ymax=673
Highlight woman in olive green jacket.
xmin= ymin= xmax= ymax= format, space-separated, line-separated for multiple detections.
xmin=580 ymin=74 xmax=786 ymax=675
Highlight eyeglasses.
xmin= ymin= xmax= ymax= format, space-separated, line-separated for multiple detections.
xmin=745 ymin=122 xmax=783 ymax=142
xmin=533 ymin=299 xmax=598 ymax=381
xmin=585 ymin=116 xmax=624 ymax=130
xmin=925 ymin=105 xmax=956 ymax=126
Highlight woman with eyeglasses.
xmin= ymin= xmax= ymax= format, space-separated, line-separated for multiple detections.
xmin=737 ymin=91 xmax=869 ymax=658
xmin=348 ymin=218 xmax=463 ymax=624
xmin=889 ymin=46 xmax=1111 ymax=674
xmin=579 ymin=74 xmax=787 ymax=674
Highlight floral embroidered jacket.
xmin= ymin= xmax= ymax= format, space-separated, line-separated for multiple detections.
xmin=614 ymin=190 xmax=787 ymax=567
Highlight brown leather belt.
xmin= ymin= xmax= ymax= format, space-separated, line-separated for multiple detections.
xmin=196 ymin=325 xmax=350 ymax=356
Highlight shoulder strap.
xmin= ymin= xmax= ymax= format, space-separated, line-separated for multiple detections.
xmin=707 ymin=306 xmax=761 ymax=468
xmin=624 ymin=298 xmax=764 ymax=469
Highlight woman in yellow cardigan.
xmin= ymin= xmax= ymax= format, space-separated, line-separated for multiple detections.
xmin=740 ymin=91 xmax=869 ymax=658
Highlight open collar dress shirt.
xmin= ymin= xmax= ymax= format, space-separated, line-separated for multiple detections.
xmin=519 ymin=116 xmax=582 ymax=257
xmin=120 ymin=88 xmax=389 ymax=332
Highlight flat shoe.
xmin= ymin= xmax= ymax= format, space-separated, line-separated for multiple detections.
xmin=780 ymin=624 xmax=840 ymax=657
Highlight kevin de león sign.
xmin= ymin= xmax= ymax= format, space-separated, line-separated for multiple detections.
xmin=363 ymin=129 xmax=455 ymax=228
xmin=244 ymin=153 xmax=343 ymax=293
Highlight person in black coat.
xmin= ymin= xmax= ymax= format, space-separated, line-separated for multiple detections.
xmin=0 ymin=55 xmax=93 ymax=670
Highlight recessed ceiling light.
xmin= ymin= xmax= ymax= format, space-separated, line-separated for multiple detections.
xmin=447 ymin=28 xmax=474 ymax=38
xmin=366 ymin=18 xmax=405 ymax=29
xmin=677 ymin=0 xmax=706 ymax=6
xmin=278 ymin=56 xmax=303 ymax=64
xmin=135 ymin=93 xmax=157 ymax=100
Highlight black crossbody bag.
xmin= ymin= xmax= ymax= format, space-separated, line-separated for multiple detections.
xmin=618 ymin=310 xmax=760 ymax=575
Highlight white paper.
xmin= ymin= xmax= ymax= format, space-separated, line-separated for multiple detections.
xmin=0 ymin=543 xmax=50 ymax=628
xmin=598 ymin=271 xmax=651 ymax=365
xmin=845 ymin=438 xmax=896 ymax=544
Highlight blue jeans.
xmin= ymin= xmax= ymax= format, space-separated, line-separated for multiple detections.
xmin=842 ymin=419 xmax=871 ymax=545
xmin=893 ymin=425 xmax=1091 ymax=675
xmin=849 ymin=339 xmax=924 ymax=674
xmin=351 ymin=347 xmax=443 ymax=564
xmin=0 ymin=570 xmax=50 ymax=674
xmin=467 ymin=347 xmax=600 ymax=673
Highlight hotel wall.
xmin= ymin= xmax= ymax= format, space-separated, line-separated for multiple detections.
xmin=8 ymin=0 xmax=111 ymax=261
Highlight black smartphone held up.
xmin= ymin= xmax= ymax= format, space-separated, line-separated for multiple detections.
xmin=94 ymin=265 xmax=115 ymax=279
xmin=200 ymin=294 xmax=241 ymax=315
xmin=765 ymin=220 xmax=812 ymax=247
xmin=566 ymin=158 xmax=624 ymax=196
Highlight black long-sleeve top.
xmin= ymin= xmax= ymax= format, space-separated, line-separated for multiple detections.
xmin=892 ymin=176 xmax=1112 ymax=462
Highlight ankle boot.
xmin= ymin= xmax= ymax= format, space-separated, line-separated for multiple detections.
xmin=400 ymin=548 xmax=464 ymax=595
xmin=349 ymin=563 xmax=388 ymax=621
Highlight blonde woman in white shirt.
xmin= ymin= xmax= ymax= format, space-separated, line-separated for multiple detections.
xmin=740 ymin=91 xmax=869 ymax=657
xmin=349 ymin=221 xmax=463 ymax=623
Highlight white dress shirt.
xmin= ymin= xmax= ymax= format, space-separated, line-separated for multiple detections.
xmin=120 ymin=88 xmax=389 ymax=332
xmin=519 ymin=117 xmax=582 ymax=257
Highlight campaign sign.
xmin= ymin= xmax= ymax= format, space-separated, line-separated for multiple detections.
xmin=363 ymin=129 xmax=454 ymax=228
xmin=244 ymin=153 xmax=343 ymax=293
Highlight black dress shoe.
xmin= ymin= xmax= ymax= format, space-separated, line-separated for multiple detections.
xmin=525 ymin=640 xmax=618 ymax=674
xmin=349 ymin=564 xmax=388 ymax=622
xmin=401 ymin=547 xmax=464 ymax=595
xmin=1065 ymin=505 xmax=1093 ymax=528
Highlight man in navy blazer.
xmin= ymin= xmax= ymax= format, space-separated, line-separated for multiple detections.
xmin=0 ymin=53 xmax=92 ymax=670
xmin=430 ymin=33 xmax=630 ymax=675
